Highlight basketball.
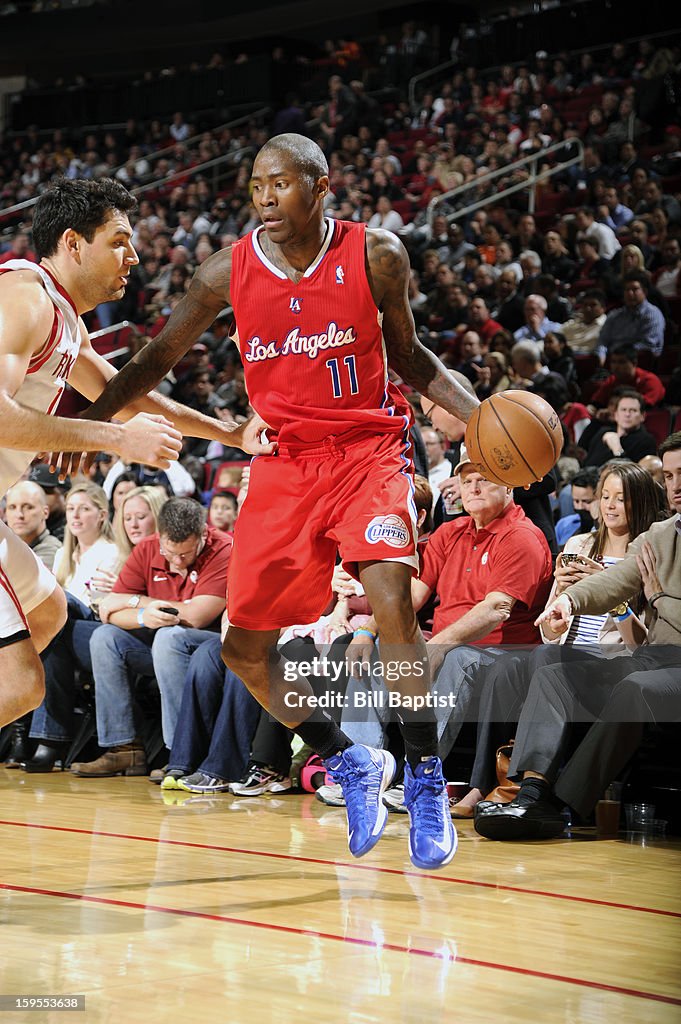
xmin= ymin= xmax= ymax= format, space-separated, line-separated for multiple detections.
xmin=464 ymin=390 xmax=564 ymax=487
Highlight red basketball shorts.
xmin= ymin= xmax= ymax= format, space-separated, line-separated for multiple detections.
xmin=227 ymin=430 xmax=418 ymax=630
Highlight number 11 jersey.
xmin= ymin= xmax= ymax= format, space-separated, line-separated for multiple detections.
xmin=230 ymin=218 xmax=412 ymax=447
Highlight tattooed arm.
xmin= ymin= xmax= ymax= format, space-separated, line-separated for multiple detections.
xmin=366 ymin=229 xmax=479 ymax=423
xmin=85 ymin=248 xmax=233 ymax=421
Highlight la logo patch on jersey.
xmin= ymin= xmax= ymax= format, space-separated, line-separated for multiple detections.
xmin=335 ymin=265 xmax=345 ymax=284
xmin=289 ymin=297 xmax=302 ymax=314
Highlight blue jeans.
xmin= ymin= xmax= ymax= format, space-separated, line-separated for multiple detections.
xmin=30 ymin=594 xmax=102 ymax=743
xmin=89 ymin=624 xmax=219 ymax=748
xmin=168 ymin=635 xmax=260 ymax=780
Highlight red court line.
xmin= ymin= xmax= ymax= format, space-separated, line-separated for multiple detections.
xmin=1 ymin=881 xmax=679 ymax=1008
xmin=1 ymin=818 xmax=680 ymax=919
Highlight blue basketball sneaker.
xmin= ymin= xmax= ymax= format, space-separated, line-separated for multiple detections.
xmin=324 ymin=745 xmax=396 ymax=858
xmin=403 ymin=756 xmax=457 ymax=870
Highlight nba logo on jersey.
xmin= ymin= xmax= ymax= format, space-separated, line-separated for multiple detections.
xmin=289 ymin=297 xmax=302 ymax=314
xmin=335 ymin=265 xmax=344 ymax=284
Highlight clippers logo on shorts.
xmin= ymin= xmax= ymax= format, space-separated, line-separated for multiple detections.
xmin=289 ymin=297 xmax=302 ymax=314
xmin=365 ymin=514 xmax=410 ymax=548
xmin=335 ymin=265 xmax=344 ymax=284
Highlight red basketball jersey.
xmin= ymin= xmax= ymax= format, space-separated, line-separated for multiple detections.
xmin=230 ymin=218 xmax=412 ymax=446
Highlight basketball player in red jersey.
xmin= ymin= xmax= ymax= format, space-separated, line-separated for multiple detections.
xmin=77 ymin=135 xmax=480 ymax=869
xmin=0 ymin=177 xmax=271 ymax=731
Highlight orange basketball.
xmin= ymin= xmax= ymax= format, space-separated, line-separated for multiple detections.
xmin=464 ymin=390 xmax=564 ymax=487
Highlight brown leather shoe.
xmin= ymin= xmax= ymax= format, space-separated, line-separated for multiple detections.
xmin=70 ymin=743 xmax=147 ymax=777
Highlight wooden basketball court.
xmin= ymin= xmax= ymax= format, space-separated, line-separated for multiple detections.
xmin=2 ymin=770 xmax=680 ymax=1023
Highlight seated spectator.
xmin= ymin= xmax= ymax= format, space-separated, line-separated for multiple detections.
xmin=466 ymin=295 xmax=503 ymax=348
xmin=543 ymin=330 xmax=579 ymax=397
xmin=513 ymin=294 xmax=562 ymax=343
xmin=0 ymin=230 xmax=37 ymax=265
xmin=28 ymin=464 xmax=70 ymax=541
xmin=540 ymin=231 xmax=577 ymax=290
xmin=472 ymin=351 xmax=511 ymax=400
xmin=476 ymin=439 xmax=681 ymax=840
xmin=455 ymin=330 xmax=485 ymax=384
xmin=367 ymin=195 xmax=405 ymax=234
xmin=157 ymin=623 xmax=261 ymax=794
xmin=559 ymin=289 xmax=607 ymax=356
xmin=554 ymin=466 xmax=600 ymax=544
xmin=208 ymin=491 xmax=238 ymax=534
xmin=571 ymin=236 xmax=610 ymax=295
xmin=112 ymin=486 xmax=167 ymax=562
xmin=21 ymin=483 xmax=122 ymax=772
xmin=509 ymin=339 xmax=547 ymax=388
xmin=459 ymin=460 xmax=663 ymax=820
xmin=4 ymin=480 xmax=62 ymax=572
xmin=598 ymin=182 xmax=634 ymax=232
xmin=651 ymin=238 xmax=681 ymax=298
xmin=69 ymin=498 xmax=231 ymax=777
xmin=598 ymin=271 xmax=666 ymax=358
xmin=490 ymin=269 xmax=526 ymax=333
xmin=575 ymin=205 xmax=622 ymax=261
xmin=588 ymin=343 xmax=666 ymax=412
xmin=534 ymin=274 xmax=573 ymax=324
xmin=582 ymin=389 xmax=657 ymax=467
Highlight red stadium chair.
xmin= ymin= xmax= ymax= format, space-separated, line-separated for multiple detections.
xmin=643 ymin=408 xmax=672 ymax=445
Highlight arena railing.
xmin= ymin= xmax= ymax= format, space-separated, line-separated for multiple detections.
xmin=426 ymin=138 xmax=585 ymax=230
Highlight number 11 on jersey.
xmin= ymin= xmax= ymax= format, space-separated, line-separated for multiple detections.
xmin=326 ymin=355 xmax=359 ymax=399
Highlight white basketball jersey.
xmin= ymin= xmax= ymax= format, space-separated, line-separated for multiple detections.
xmin=0 ymin=259 xmax=82 ymax=497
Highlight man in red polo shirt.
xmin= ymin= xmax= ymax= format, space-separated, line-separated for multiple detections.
xmin=588 ymin=343 xmax=666 ymax=414
xmin=417 ymin=446 xmax=553 ymax=767
xmin=70 ymin=498 xmax=231 ymax=777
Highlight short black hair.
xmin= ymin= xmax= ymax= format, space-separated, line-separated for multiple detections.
xmin=32 ymin=177 xmax=137 ymax=259
xmin=610 ymin=342 xmax=637 ymax=363
xmin=157 ymin=497 xmax=206 ymax=542
xmin=622 ymin=269 xmax=650 ymax=292
xmin=254 ymin=133 xmax=328 ymax=189
xmin=571 ymin=467 xmax=600 ymax=490
xmin=210 ymin=490 xmax=238 ymax=510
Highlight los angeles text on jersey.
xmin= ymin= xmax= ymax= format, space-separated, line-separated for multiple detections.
xmin=244 ymin=320 xmax=357 ymax=362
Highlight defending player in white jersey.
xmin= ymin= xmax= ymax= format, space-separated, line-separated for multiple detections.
xmin=0 ymin=177 xmax=271 ymax=728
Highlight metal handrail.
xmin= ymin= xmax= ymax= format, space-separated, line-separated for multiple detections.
xmin=408 ymin=58 xmax=459 ymax=113
xmin=0 ymin=106 xmax=269 ymax=220
xmin=427 ymin=138 xmax=584 ymax=229
xmin=130 ymin=145 xmax=253 ymax=199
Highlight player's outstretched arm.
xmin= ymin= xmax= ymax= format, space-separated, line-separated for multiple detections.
xmin=84 ymin=248 xmax=233 ymax=422
xmin=0 ymin=275 xmax=182 ymax=467
xmin=366 ymin=229 xmax=479 ymax=423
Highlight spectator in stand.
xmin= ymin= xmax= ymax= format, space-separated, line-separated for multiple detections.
xmin=560 ymin=289 xmax=607 ymax=356
xmin=4 ymin=480 xmax=62 ymax=572
xmin=575 ymin=205 xmax=622 ymax=261
xmin=0 ymin=231 xmax=36 ymax=265
xmin=588 ymin=343 xmax=666 ymax=412
xmin=513 ymin=293 xmax=562 ymax=344
xmin=599 ymin=183 xmax=634 ymax=233
xmin=455 ymin=330 xmax=485 ymax=384
xmin=534 ymin=274 xmax=573 ymax=324
xmin=625 ymin=219 xmax=656 ymax=268
xmin=494 ymin=240 xmax=522 ymax=284
xmin=583 ymin=389 xmax=657 ymax=468
xmin=512 ymin=212 xmax=544 ymax=258
xmin=510 ymin=340 xmax=548 ymax=389
xmin=598 ymin=271 xmax=666 ymax=358
xmin=543 ymin=330 xmax=579 ymax=397
xmin=518 ymin=250 xmax=542 ymax=294
xmin=70 ymin=498 xmax=231 ymax=777
xmin=367 ymin=196 xmax=404 ymax=234
xmin=466 ymin=295 xmax=503 ymax=347
xmin=652 ymin=238 xmax=681 ymax=298
xmin=208 ymin=491 xmax=238 ymax=534
xmin=541 ymin=230 xmax=576 ymax=289
xmin=571 ymin=235 xmax=610 ymax=295
xmin=491 ymin=269 xmax=526 ymax=333
xmin=473 ymin=351 xmax=511 ymax=400
xmin=635 ymin=179 xmax=681 ymax=226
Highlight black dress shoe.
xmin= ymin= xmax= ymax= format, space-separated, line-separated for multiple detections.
xmin=3 ymin=721 xmax=30 ymax=768
xmin=21 ymin=743 xmax=66 ymax=773
xmin=474 ymin=793 xmax=566 ymax=841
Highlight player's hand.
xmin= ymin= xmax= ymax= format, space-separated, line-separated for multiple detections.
xmin=118 ymin=413 xmax=182 ymax=468
xmin=46 ymin=407 xmax=111 ymax=481
xmin=238 ymin=414 xmax=277 ymax=456
xmin=636 ymin=541 xmax=662 ymax=603
xmin=535 ymin=593 xmax=572 ymax=634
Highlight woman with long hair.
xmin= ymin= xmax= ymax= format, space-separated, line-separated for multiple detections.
xmin=22 ymin=485 xmax=164 ymax=772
